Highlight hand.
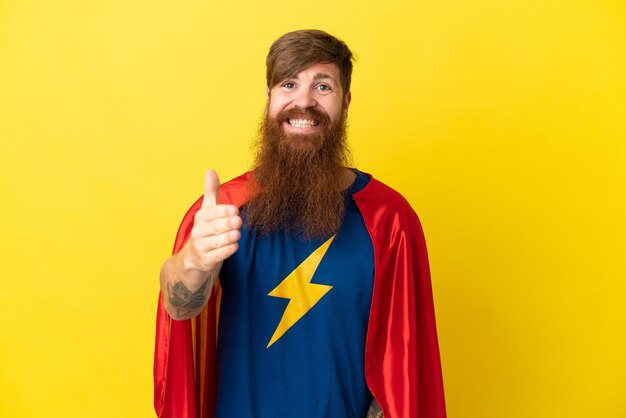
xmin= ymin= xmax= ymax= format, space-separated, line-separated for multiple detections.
xmin=182 ymin=170 xmax=242 ymax=276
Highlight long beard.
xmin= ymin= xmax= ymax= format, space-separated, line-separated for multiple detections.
xmin=246 ymin=106 xmax=351 ymax=239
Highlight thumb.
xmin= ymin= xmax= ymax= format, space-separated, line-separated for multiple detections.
xmin=202 ymin=169 xmax=220 ymax=207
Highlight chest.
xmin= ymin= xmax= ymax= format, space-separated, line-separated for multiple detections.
xmin=219 ymin=202 xmax=375 ymax=348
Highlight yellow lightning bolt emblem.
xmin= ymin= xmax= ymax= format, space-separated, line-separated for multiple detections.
xmin=267 ymin=235 xmax=335 ymax=348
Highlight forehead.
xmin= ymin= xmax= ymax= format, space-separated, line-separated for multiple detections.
xmin=286 ymin=62 xmax=342 ymax=83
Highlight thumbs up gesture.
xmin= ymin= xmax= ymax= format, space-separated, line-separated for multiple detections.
xmin=160 ymin=170 xmax=242 ymax=319
xmin=182 ymin=170 xmax=242 ymax=276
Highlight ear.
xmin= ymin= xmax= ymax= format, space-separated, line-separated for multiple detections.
xmin=343 ymin=91 xmax=352 ymax=117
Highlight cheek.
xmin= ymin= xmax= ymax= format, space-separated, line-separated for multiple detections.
xmin=268 ymin=98 xmax=288 ymax=118
xmin=323 ymin=102 xmax=343 ymax=122
xmin=325 ymin=94 xmax=344 ymax=111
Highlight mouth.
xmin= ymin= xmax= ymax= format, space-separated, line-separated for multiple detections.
xmin=287 ymin=118 xmax=319 ymax=129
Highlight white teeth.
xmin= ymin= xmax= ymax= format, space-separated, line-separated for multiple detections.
xmin=288 ymin=119 xmax=318 ymax=128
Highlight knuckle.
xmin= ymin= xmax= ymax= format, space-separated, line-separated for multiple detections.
xmin=209 ymin=219 xmax=224 ymax=235
xmin=192 ymin=241 xmax=205 ymax=255
xmin=194 ymin=209 xmax=205 ymax=222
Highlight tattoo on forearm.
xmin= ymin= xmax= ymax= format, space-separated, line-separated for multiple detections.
xmin=167 ymin=279 xmax=209 ymax=317
xmin=366 ymin=398 xmax=383 ymax=418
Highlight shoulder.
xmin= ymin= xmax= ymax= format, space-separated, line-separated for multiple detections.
xmin=353 ymin=172 xmax=426 ymax=243
xmin=217 ymin=171 xmax=253 ymax=206
xmin=354 ymin=172 xmax=418 ymax=218
xmin=352 ymin=173 xmax=430 ymax=268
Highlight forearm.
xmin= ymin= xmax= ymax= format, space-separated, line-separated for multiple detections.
xmin=159 ymin=247 xmax=218 ymax=320
xmin=366 ymin=398 xmax=383 ymax=418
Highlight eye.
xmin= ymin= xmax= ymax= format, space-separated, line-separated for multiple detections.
xmin=316 ymin=83 xmax=332 ymax=92
xmin=282 ymin=81 xmax=295 ymax=89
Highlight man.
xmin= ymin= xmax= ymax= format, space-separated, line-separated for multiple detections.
xmin=154 ymin=30 xmax=446 ymax=418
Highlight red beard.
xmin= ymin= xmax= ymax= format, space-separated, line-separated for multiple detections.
xmin=245 ymin=106 xmax=351 ymax=239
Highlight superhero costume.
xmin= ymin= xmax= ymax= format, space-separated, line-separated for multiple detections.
xmin=154 ymin=171 xmax=446 ymax=418
xmin=215 ymin=170 xmax=374 ymax=417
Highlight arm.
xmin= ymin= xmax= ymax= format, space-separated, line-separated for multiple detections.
xmin=159 ymin=245 xmax=218 ymax=320
xmin=160 ymin=170 xmax=242 ymax=320
xmin=366 ymin=398 xmax=384 ymax=418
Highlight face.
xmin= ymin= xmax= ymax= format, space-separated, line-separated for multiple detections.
xmin=267 ymin=62 xmax=351 ymax=138
xmin=248 ymin=62 xmax=353 ymax=238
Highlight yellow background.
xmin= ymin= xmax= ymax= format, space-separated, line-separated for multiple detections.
xmin=1 ymin=0 xmax=624 ymax=417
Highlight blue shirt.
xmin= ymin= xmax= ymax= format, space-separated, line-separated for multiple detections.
xmin=216 ymin=170 xmax=375 ymax=418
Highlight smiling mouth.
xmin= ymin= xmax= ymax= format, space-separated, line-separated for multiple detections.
xmin=288 ymin=119 xmax=319 ymax=128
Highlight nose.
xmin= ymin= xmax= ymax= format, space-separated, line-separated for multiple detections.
xmin=293 ymin=88 xmax=317 ymax=109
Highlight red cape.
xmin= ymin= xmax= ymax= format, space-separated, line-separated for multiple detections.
xmin=154 ymin=172 xmax=446 ymax=418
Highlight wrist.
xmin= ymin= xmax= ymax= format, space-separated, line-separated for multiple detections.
xmin=179 ymin=245 xmax=218 ymax=282
xmin=174 ymin=248 xmax=202 ymax=283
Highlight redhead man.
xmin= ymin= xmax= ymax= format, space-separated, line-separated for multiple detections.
xmin=154 ymin=29 xmax=446 ymax=418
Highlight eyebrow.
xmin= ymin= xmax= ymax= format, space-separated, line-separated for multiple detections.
xmin=291 ymin=72 xmax=337 ymax=83
xmin=312 ymin=72 xmax=335 ymax=81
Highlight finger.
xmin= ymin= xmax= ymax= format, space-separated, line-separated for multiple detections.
xmin=202 ymin=169 xmax=220 ymax=208
xmin=194 ymin=206 xmax=239 ymax=224
xmin=194 ymin=229 xmax=241 ymax=253
xmin=203 ymin=243 xmax=239 ymax=266
xmin=210 ymin=242 xmax=239 ymax=263
xmin=191 ymin=216 xmax=242 ymax=239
